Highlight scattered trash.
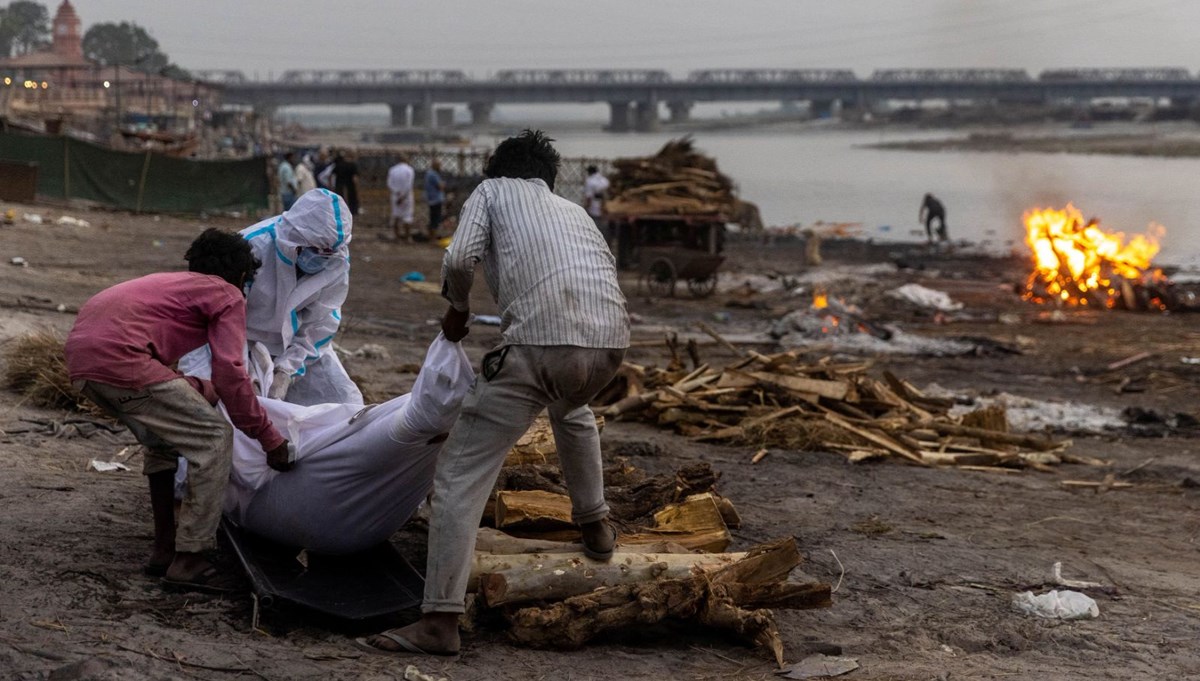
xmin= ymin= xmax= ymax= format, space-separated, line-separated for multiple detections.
xmin=55 ymin=215 xmax=91 ymax=228
xmin=402 ymin=271 xmax=426 ymax=282
xmin=151 ymin=240 xmax=163 ymax=248
xmin=55 ymin=303 xmax=66 ymax=313
xmin=1051 ymin=561 xmax=1105 ymax=590
xmin=361 ymin=255 xmax=373 ymax=263
xmin=1181 ymin=357 xmax=1200 ymax=365
xmin=473 ymin=314 xmax=502 ymax=326
xmin=1012 ymin=589 xmax=1099 ymax=620
xmin=887 ymin=283 xmax=963 ymax=311
xmin=10 ymin=257 xmax=27 ymax=267
xmin=3 ymin=209 xmax=15 ymax=225
xmin=404 ymin=665 xmax=448 ymax=681
xmin=436 ymin=236 xmax=453 ymax=248
xmin=338 ymin=343 xmax=390 ymax=360
xmin=776 ymin=654 xmax=860 ymax=679
xmin=87 ymin=459 xmax=130 ymax=473
xmin=22 ymin=213 xmax=44 ymax=224
xmin=711 ymin=311 xmax=732 ymax=323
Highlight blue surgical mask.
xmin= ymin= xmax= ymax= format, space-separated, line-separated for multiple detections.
xmin=296 ymin=247 xmax=335 ymax=275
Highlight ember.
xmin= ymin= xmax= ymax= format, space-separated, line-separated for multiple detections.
xmin=1023 ymin=203 xmax=1167 ymax=309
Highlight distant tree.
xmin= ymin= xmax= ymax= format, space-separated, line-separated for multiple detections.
xmin=2 ymin=0 xmax=50 ymax=56
xmin=82 ymin=21 xmax=169 ymax=71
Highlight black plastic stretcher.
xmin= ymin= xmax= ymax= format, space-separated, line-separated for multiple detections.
xmin=220 ymin=518 xmax=423 ymax=624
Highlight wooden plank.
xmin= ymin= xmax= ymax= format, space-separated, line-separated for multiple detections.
xmin=495 ymin=490 xmax=574 ymax=530
xmin=747 ymin=371 xmax=849 ymax=400
xmin=823 ymin=411 xmax=929 ymax=466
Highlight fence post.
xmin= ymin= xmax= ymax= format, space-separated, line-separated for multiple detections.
xmin=62 ymin=136 xmax=70 ymax=200
xmin=135 ymin=150 xmax=152 ymax=213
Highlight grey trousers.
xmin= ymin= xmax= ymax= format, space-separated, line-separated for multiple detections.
xmin=422 ymin=345 xmax=625 ymax=614
xmin=78 ymin=378 xmax=233 ymax=553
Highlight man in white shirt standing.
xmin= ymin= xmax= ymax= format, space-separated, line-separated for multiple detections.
xmin=387 ymin=155 xmax=416 ymax=242
xmin=358 ymin=130 xmax=630 ymax=657
xmin=583 ymin=164 xmax=610 ymax=233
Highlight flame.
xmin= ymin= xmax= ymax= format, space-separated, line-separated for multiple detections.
xmin=1023 ymin=203 xmax=1164 ymax=308
xmin=812 ymin=288 xmax=829 ymax=309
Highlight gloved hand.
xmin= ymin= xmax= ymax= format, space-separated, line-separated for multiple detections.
xmin=267 ymin=369 xmax=293 ymax=400
xmin=265 ymin=440 xmax=294 ymax=472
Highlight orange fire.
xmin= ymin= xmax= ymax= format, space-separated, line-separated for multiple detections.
xmin=1023 ymin=204 xmax=1164 ymax=308
xmin=812 ymin=288 xmax=829 ymax=309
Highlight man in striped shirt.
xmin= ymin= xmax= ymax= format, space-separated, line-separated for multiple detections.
xmin=360 ymin=130 xmax=629 ymax=656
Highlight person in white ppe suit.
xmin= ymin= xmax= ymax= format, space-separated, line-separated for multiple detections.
xmin=181 ymin=188 xmax=362 ymax=406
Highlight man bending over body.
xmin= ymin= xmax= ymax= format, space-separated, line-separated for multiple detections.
xmin=66 ymin=229 xmax=292 ymax=593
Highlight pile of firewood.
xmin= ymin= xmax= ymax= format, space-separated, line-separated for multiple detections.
xmin=467 ymin=416 xmax=831 ymax=666
xmin=595 ymin=344 xmax=1107 ymax=473
xmin=605 ymin=137 xmax=738 ymax=218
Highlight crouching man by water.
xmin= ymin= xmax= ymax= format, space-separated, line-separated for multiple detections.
xmin=359 ymin=130 xmax=631 ymax=656
xmin=65 ymin=229 xmax=292 ymax=593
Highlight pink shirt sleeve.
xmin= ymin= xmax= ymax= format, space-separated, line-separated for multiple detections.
xmin=206 ymin=291 xmax=286 ymax=452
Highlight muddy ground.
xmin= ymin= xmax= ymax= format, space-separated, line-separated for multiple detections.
xmin=1 ymin=205 xmax=1198 ymax=681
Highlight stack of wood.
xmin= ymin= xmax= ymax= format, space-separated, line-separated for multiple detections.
xmin=605 ymin=137 xmax=738 ymax=218
xmin=597 ymin=346 xmax=1107 ymax=473
xmin=468 ymin=416 xmax=831 ymax=665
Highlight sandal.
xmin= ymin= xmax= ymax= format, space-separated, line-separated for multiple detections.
xmin=353 ymin=631 xmax=458 ymax=657
xmin=161 ymin=565 xmax=240 ymax=594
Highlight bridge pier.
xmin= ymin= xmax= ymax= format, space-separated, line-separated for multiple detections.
xmin=468 ymin=102 xmax=494 ymax=126
xmin=634 ymin=100 xmax=660 ymax=132
xmin=411 ymin=102 xmax=433 ymax=128
xmin=389 ymin=103 xmax=409 ymax=127
xmin=666 ymin=100 xmax=692 ymax=123
xmin=607 ymin=101 xmax=632 ymax=132
xmin=809 ymin=99 xmax=836 ymax=119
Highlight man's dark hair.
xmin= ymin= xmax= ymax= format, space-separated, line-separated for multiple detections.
xmin=285 ymin=151 xmax=296 ymax=162
xmin=484 ymin=129 xmax=560 ymax=190
xmin=185 ymin=228 xmax=261 ymax=288
xmin=586 ymin=165 xmax=598 ymax=175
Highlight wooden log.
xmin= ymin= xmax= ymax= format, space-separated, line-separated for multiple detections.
xmin=476 ymin=551 xmax=748 ymax=606
xmin=713 ymin=580 xmax=832 ymax=610
xmin=641 ymin=492 xmax=732 ymax=552
xmin=505 ymin=416 xmax=558 ymax=466
xmin=505 ymin=538 xmax=811 ymax=666
xmin=476 ymin=527 xmax=578 ymax=555
xmin=495 ymin=490 xmax=574 ymax=530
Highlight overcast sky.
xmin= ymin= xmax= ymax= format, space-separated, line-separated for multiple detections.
xmin=69 ymin=0 xmax=1199 ymax=77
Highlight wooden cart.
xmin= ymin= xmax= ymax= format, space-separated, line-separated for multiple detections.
xmin=607 ymin=214 xmax=725 ymax=298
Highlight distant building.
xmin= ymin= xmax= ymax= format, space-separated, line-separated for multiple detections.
xmin=0 ymin=0 xmax=217 ymax=131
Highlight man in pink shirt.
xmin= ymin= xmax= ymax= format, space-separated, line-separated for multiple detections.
xmin=66 ymin=228 xmax=292 ymax=593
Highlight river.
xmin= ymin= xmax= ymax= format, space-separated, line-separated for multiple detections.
xmin=537 ymin=127 xmax=1200 ymax=265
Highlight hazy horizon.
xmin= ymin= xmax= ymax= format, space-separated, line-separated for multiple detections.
xmin=68 ymin=0 xmax=1200 ymax=76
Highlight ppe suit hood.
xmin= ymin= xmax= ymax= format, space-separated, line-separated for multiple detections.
xmin=277 ymin=188 xmax=352 ymax=254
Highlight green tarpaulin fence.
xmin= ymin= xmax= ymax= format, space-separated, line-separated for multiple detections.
xmin=0 ymin=130 xmax=267 ymax=213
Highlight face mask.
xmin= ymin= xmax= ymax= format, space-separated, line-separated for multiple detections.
xmin=296 ymin=247 xmax=335 ymax=275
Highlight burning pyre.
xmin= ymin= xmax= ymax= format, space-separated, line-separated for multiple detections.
xmin=1023 ymin=204 xmax=1167 ymax=310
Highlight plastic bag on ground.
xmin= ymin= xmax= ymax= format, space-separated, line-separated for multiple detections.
xmin=1012 ymin=589 xmax=1099 ymax=620
xmin=887 ymin=283 xmax=963 ymax=311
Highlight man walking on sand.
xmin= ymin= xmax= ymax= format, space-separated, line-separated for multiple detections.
xmin=66 ymin=229 xmax=292 ymax=593
xmin=388 ymin=155 xmax=416 ymax=241
xmin=358 ymin=130 xmax=630 ymax=656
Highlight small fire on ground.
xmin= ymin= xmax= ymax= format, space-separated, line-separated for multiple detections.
xmin=796 ymin=287 xmax=892 ymax=339
xmin=1023 ymin=203 xmax=1167 ymax=310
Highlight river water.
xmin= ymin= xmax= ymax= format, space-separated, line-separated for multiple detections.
xmin=531 ymin=127 xmax=1200 ymax=265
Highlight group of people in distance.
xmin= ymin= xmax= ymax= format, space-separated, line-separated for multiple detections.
xmin=64 ymin=130 xmax=629 ymax=657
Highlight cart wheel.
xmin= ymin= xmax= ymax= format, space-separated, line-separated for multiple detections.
xmin=688 ymin=274 xmax=718 ymax=298
xmin=646 ymin=258 xmax=677 ymax=297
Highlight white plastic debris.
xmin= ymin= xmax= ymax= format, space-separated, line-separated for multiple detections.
xmin=887 ymin=283 xmax=963 ymax=311
xmin=777 ymin=654 xmax=860 ymax=679
xmin=87 ymin=460 xmax=130 ymax=473
xmin=472 ymin=314 xmax=502 ymax=326
xmin=1012 ymin=589 xmax=1099 ymax=620
xmin=10 ymin=257 xmax=27 ymax=267
xmin=22 ymin=213 xmax=44 ymax=224
xmin=55 ymin=215 xmax=92 ymax=228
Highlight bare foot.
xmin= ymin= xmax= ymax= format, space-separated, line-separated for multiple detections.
xmin=162 ymin=552 xmax=239 ymax=592
xmin=363 ymin=613 xmax=460 ymax=655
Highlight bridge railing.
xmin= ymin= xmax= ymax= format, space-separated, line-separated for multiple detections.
xmin=492 ymin=69 xmax=671 ymax=84
xmin=870 ymin=69 xmax=1032 ymax=82
xmin=687 ymin=69 xmax=858 ymax=83
xmin=1038 ymin=68 xmax=1194 ymax=82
